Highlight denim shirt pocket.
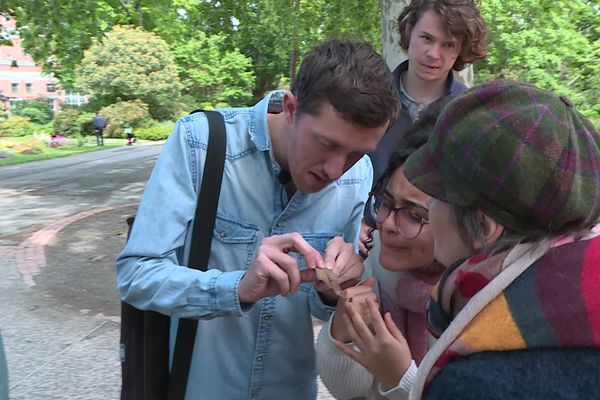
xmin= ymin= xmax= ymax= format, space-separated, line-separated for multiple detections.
xmin=297 ymin=232 xmax=340 ymax=294
xmin=210 ymin=214 xmax=260 ymax=271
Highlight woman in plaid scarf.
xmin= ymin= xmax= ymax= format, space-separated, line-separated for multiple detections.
xmin=337 ymin=80 xmax=600 ymax=399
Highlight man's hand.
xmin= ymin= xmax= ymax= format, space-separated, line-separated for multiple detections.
xmin=330 ymin=277 xmax=377 ymax=343
xmin=315 ymin=236 xmax=364 ymax=299
xmin=238 ymin=233 xmax=323 ymax=303
xmin=336 ymin=298 xmax=413 ymax=390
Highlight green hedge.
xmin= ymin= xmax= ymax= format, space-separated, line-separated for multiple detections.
xmin=135 ymin=122 xmax=174 ymax=141
xmin=99 ymin=100 xmax=151 ymax=138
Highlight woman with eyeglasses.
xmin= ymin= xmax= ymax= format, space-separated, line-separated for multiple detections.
xmin=316 ymin=103 xmax=447 ymax=400
xmin=325 ymin=81 xmax=600 ymax=400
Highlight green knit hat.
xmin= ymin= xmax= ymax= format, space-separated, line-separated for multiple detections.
xmin=404 ymin=80 xmax=600 ymax=233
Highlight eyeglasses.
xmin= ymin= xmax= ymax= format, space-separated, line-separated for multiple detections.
xmin=366 ymin=191 xmax=429 ymax=239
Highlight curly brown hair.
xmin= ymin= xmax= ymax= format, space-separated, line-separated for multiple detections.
xmin=397 ymin=0 xmax=488 ymax=71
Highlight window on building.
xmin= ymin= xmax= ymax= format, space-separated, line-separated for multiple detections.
xmin=11 ymin=82 xmax=18 ymax=93
xmin=26 ymin=83 xmax=32 ymax=93
xmin=46 ymin=83 xmax=56 ymax=92
xmin=65 ymin=93 xmax=88 ymax=107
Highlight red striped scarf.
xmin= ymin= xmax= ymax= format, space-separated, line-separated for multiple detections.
xmin=415 ymin=226 xmax=600 ymax=398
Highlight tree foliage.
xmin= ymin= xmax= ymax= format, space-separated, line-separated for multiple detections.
xmin=170 ymin=31 xmax=255 ymax=108
xmin=476 ymin=0 xmax=599 ymax=119
xmin=1 ymin=0 xmax=173 ymax=87
xmin=2 ymin=0 xmax=598 ymax=121
xmin=159 ymin=0 xmax=381 ymax=99
xmin=75 ymin=25 xmax=181 ymax=120
xmin=2 ymin=0 xmax=381 ymax=104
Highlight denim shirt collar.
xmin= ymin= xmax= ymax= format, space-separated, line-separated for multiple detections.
xmin=250 ymin=90 xmax=287 ymax=175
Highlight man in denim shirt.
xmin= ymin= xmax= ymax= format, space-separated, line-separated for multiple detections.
xmin=116 ymin=39 xmax=400 ymax=399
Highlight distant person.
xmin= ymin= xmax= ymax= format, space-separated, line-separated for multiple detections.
xmin=360 ymin=0 xmax=488 ymax=257
xmin=115 ymin=39 xmax=400 ymax=399
xmin=92 ymin=112 xmax=106 ymax=146
xmin=124 ymin=124 xmax=136 ymax=145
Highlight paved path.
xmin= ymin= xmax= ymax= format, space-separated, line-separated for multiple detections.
xmin=0 ymin=144 xmax=336 ymax=399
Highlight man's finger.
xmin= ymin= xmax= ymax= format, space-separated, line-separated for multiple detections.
xmin=323 ymin=236 xmax=344 ymax=266
xmin=266 ymin=232 xmax=325 ymax=269
xmin=261 ymin=246 xmax=302 ymax=294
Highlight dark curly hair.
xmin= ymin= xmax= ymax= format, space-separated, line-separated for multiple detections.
xmin=398 ymin=0 xmax=488 ymax=71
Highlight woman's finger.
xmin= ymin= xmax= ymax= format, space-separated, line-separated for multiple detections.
xmin=384 ymin=312 xmax=407 ymax=344
xmin=344 ymin=302 xmax=376 ymax=348
xmin=364 ymin=298 xmax=388 ymax=336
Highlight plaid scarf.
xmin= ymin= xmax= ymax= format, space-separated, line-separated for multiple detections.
xmin=409 ymin=226 xmax=600 ymax=399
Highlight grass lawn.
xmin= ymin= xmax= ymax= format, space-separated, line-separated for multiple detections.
xmin=0 ymin=135 xmax=132 ymax=167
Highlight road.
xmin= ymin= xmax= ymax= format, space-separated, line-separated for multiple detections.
xmin=0 ymin=144 xmax=162 ymax=400
xmin=0 ymin=143 xmax=335 ymax=400
xmin=0 ymin=143 xmax=161 ymax=244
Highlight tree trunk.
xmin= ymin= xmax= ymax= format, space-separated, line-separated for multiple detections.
xmin=289 ymin=0 xmax=301 ymax=82
xmin=380 ymin=0 xmax=474 ymax=87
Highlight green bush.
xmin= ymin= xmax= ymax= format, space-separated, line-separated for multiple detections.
xmin=77 ymin=112 xmax=96 ymax=135
xmin=99 ymin=100 xmax=151 ymax=138
xmin=12 ymin=99 xmax=54 ymax=124
xmin=0 ymin=116 xmax=39 ymax=137
xmin=53 ymin=108 xmax=94 ymax=136
xmin=17 ymin=107 xmax=50 ymax=125
xmin=73 ymin=134 xmax=85 ymax=147
xmin=135 ymin=122 xmax=174 ymax=141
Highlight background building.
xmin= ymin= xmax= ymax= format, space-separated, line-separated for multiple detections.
xmin=0 ymin=16 xmax=86 ymax=115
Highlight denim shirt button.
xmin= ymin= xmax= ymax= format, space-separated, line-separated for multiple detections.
xmin=276 ymin=221 xmax=285 ymax=228
xmin=256 ymin=356 xmax=263 ymax=362
xmin=219 ymin=231 xmax=227 ymax=238
xmin=262 ymin=315 xmax=271 ymax=320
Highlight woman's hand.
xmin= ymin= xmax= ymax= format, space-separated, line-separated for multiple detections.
xmin=335 ymin=297 xmax=413 ymax=390
xmin=330 ymin=277 xmax=377 ymax=343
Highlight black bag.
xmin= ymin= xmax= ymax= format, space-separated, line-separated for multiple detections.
xmin=120 ymin=111 xmax=227 ymax=400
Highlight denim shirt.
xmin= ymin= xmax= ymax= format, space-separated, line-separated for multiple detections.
xmin=116 ymin=91 xmax=373 ymax=399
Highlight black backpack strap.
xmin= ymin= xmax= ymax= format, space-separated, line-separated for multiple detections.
xmin=167 ymin=110 xmax=227 ymax=400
